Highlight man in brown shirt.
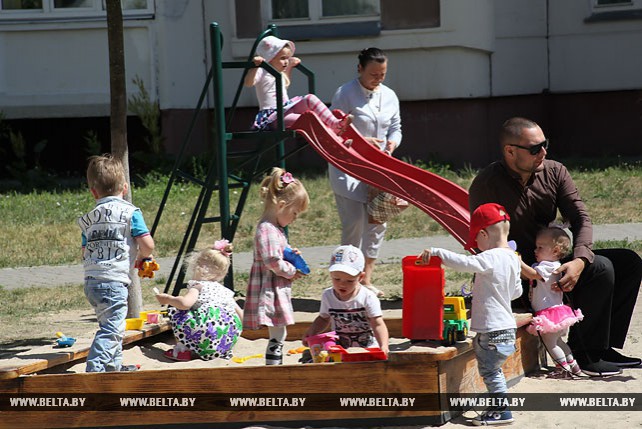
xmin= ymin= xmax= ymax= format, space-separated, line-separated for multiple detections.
xmin=469 ymin=117 xmax=642 ymax=377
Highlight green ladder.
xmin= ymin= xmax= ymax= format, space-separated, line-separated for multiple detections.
xmin=150 ymin=22 xmax=315 ymax=295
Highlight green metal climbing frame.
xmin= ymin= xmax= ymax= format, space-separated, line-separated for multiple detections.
xmin=150 ymin=22 xmax=315 ymax=295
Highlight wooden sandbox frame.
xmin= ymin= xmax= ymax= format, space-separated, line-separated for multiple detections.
xmin=0 ymin=317 xmax=540 ymax=428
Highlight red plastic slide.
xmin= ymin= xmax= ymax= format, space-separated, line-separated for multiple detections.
xmin=290 ymin=111 xmax=471 ymax=247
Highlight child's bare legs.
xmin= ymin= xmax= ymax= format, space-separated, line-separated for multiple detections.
xmin=284 ymin=95 xmax=352 ymax=134
xmin=266 ymin=325 xmax=286 ymax=365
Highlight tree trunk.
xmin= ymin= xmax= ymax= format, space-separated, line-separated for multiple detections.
xmin=106 ymin=0 xmax=142 ymax=317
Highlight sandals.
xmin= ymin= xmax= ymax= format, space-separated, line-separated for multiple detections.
xmin=545 ymin=367 xmax=574 ymax=379
xmin=164 ymin=348 xmax=193 ymax=362
xmin=546 ymin=364 xmax=581 ymax=379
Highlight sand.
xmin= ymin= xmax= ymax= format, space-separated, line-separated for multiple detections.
xmin=5 ymin=291 xmax=641 ymax=428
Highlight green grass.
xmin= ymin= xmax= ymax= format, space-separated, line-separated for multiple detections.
xmin=571 ymin=163 xmax=642 ymax=223
xmin=3 ymin=163 xmax=639 ymax=269
xmin=0 ymin=168 xmax=474 ymax=269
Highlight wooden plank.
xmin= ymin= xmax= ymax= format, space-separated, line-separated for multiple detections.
xmin=0 ymin=410 xmax=444 ymax=429
xmin=0 ymin=351 xmax=446 ymax=428
xmin=0 ymin=352 xmax=440 ymax=394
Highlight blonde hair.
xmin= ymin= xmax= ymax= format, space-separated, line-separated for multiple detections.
xmin=485 ymin=219 xmax=511 ymax=241
xmin=537 ymin=227 xmax=572 ymax=258
xmin=259 ymin=167 xmax=309 ymax=214
xmin=86 ymin=154 xmax=126 ymax=197
xmin=184 ymin=243 xmax=233 ymax=282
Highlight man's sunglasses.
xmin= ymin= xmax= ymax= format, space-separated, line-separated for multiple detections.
xmin=508 ymin=139 xmax=549 ymax=155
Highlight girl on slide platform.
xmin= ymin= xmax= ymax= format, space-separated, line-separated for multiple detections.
xmin=244 ymin=35 xmax=352 ymax=134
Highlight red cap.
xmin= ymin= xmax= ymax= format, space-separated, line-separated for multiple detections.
xmin=465 ymin=203 xmax=511 ymax=250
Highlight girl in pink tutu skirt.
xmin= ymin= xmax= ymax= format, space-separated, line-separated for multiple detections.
xmin=523 ymin=226 xmax=584 ymax=377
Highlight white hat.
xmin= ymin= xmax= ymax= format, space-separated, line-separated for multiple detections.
xmin=329 ymin=245 xmax=365 ymax=276
xmin=256 ymin=36 xmax=295 ymax=63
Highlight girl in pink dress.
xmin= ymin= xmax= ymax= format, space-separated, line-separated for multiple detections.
xmin=523 ymin=227 xmax=584 ymax=377
xmin=242 ymin=167 xmax=310 ymax=365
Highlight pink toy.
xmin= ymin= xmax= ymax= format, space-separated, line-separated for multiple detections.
xmin=305 ymin=331 xmax=339 ymax=363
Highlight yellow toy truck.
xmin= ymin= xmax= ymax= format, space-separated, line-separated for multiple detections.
xmin=442 ymin=296 xmax=469 ymax=346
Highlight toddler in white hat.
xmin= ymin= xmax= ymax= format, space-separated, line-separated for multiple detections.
xmin=303 ymin=245 xmax=389 ymax=355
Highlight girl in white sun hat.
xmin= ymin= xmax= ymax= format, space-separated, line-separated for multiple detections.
xmin=244 ymin=35 xmax=352 ymax=133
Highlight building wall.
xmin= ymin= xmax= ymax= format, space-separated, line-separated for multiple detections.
xmin=3 ymin=1 xmax=641 ymax=111
xmin=491 ymin=0 xmax=549 ymax=95
xmin=227 ymin=0 xmax=495 ymax=104
xmin=0 ymin=22 xmax=155 ymax=118
xmin=154 ymin=0 xmax=210 ymax=110
xmin=548 ymin=1 xmax=642 ymax=92
xmin=491 ymin=0 xmax=642 ymax=95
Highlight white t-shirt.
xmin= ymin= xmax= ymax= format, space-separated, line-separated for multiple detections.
xmin=430 ymin=247 xmax=522 ymax=333
xmin=253 ymin=68 xmax=289 ymax=110
xmin=530 ymin=260 xmax=563 ymax=312
xmin=320 ymin=285 xmax=382 ymax=348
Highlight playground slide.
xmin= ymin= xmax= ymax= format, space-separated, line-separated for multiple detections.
xmin=290 ymin=111 xmax=471 ymax=247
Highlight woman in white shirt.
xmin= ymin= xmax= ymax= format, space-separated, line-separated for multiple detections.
xmin=329 ymin=48 xmax=402 ymax=297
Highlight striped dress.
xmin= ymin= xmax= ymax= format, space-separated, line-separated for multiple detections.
xmin=242 ymin=221 xmax=297 ymax=329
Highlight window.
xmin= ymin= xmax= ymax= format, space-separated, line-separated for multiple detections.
xmin=268 ymin=0 xmax=379 ymax=22
xmin=322 ymin=0 xmax=379 ymax=17
xmin=263 ymin=0 xmax=380 ymax=39
xmin=596 ymin=0 xmax=632 ymax=4
xmin=2 ymin=0 xmax=43 ymax=9
xmin=0 ymin=0 xmax=153 ymax=21
xmin=54 ymin=0 xmax=93 ymax=8
xmin=270 ymin=0 xmax=307 ymax=20
xmin=586 ymin=0 xmax=642 ymax=22
xmin=593 ymin=0 xmax=636 ymax=9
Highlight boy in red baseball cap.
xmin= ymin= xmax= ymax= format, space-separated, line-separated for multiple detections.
xmin=419 ymin=203 xmax=522 ymax=426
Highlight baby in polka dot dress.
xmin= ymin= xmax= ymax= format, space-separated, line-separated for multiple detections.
xmin=155 ymin=240 xmax=243 ymax=361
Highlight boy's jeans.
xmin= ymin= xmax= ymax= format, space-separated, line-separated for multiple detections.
xmin=84 ymin=279 xmax=128 ymax=372
xmin=473 ymin=329 xmax=517 ymax=394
